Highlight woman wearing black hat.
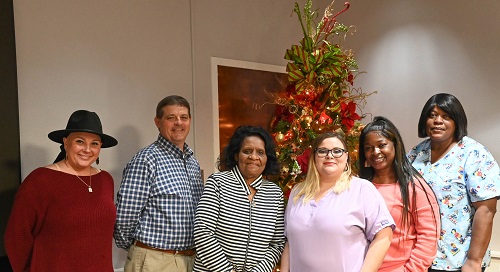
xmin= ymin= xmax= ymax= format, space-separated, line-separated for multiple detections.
xmin=4 ymin=110 xmax=118 ymax=272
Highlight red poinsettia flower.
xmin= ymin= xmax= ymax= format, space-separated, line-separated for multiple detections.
xmin=340 ymin=101 xmax=361 ymax=131
xmin=293 ymin=90 xmax=317 ymax=102
xmin=296 ymin=148 xmax=312 ymax=174
xmin=347 ymin=72 xmax=354 ymax=86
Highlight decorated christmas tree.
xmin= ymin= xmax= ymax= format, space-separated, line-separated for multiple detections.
xmin=269 ymin=0 xmax=374 ymax=198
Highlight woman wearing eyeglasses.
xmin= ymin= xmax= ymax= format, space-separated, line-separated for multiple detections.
xmin=280 ymin=131 xmax=395 ymax=272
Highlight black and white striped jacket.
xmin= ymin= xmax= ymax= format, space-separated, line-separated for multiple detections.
xmin=193 ymin=166 xmax=285 ymax=272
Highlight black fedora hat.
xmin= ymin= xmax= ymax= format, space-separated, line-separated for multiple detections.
xmin=48 ymin=110 xmax=118 ymax=148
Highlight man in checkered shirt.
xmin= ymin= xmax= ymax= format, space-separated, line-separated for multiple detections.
xmin=114 ymin=95 xmax=204 ymax=272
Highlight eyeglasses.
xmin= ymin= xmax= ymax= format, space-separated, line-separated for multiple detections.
xmin=315 ymin=147 xmax=347 ymax=158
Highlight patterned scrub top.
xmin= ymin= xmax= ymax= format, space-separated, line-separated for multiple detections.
xmin=408 ymin=136 xmax=500 ymax=270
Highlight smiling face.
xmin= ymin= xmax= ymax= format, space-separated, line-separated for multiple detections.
xmin=314 ymin=137 xmax=348 ymax=179
xmin=63 ymin=132 xmax=102 ymax=171
xmin=155 ymin=105 xmax=191 ymax=150
xmin=236 ymin=136 xmax=267 ymax=184
xmin=426 ymin=106 xmax=456 ymax=144
xmin=363 ymin=131 xmax=395 ymax=175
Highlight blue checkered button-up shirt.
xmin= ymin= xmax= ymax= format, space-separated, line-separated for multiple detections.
xmin=114 ymin=135 xmax=204 ymax=250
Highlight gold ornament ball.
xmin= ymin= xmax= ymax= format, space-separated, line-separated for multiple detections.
xmin=301 ymin=115 xmax=313 ymax=125
xmin=275 ymin=132 xmax=285 ymax=142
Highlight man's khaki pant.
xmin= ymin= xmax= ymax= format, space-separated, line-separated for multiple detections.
xmin=124 ymin=244 xmax=195 ymax=272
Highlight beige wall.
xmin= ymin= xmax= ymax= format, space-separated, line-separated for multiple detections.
xmin=12 ymin=0 xmax=500 ymax=269
xmin=13 ymin=0 xmax=195 ymax=266
xmin=492 ymin=257 xmax=500 ymax=272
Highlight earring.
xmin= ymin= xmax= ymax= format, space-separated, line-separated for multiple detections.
xmin=96 ymin=157 xmax=100 ymax=165
xmin=364 ymin=161 xmax=370 ymax=168
xmin=344 ymin=164 xmax=349 ymax=172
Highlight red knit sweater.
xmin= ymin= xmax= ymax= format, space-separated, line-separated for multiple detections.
xmin=5 ymin=167 xmax=116 ymax=272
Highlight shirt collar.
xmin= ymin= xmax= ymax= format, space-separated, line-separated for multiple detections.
xmin=417 ymin=139 xmax=431 ymax=164
xmin=231 ymin=166 xmax=263 ymax=195
xmin=157 ymin=134 xmax=194 ymax=158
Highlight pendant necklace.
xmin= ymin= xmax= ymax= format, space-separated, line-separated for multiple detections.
xmin=64 ymin=160 xmax=93 ymax=193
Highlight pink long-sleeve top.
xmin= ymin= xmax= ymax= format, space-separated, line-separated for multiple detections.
xmin=374 ymin=179 xmax=440 ymax=272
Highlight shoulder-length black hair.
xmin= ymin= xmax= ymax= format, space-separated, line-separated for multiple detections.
xmin=359 ymin=116 xmax=437 ymax=233
xmin=417 ymin=93 xmax=468 ymax=141
xmin=218 ymin=126 xmax=279 ymax=175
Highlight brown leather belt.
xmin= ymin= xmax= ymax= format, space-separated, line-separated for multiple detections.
xmin=135 ymin=241 xmax=196 ymax=256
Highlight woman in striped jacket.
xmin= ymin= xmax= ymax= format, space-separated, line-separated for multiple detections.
xmin=193 ymin=126 xmax=285 ymax=272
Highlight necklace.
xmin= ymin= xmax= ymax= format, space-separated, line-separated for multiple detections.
xmin=64 ymin=160 xmax=93 ymax=193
